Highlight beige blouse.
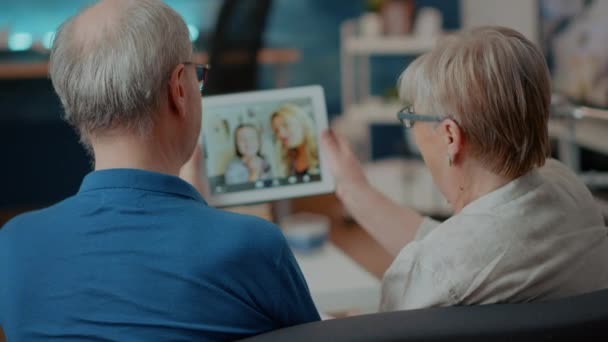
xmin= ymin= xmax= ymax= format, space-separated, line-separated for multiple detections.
xmin=380 ymin=159 xmax=608 ymax=311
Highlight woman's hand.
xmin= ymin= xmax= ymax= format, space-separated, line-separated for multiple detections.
xmin=320 ymin=129 xmax=423 ymax=257
xmin=179 ymin=144 xmax=206 ymax=195
xmin=320 ymin=130 xmax=370 ymax=200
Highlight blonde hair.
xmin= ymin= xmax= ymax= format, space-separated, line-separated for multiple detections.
xmin=399 ymin=26 xmax=551 ymax=178
xmin=270 ymin=104 xmax=319 ymax=177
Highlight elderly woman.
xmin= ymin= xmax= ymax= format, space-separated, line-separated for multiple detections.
xmin=321 ymin=26 xmax=608 ymax=311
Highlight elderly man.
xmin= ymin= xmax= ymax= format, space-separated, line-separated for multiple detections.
xmin=0 ymin=0 xmax=319 ymax=340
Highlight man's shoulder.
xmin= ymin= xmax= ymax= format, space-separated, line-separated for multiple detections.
xmin=198 ymin=207 xmax=288 ymax=253
xmin=193 ymin=209 xmax=294 ymax=273
xmin=1 ymin=197 xmax=77 ymax=235
xmin=204 ymin=206 xmax=278 ymax=231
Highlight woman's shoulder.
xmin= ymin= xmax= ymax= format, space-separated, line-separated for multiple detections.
xmin=538 ymin=158 xmax=596 ymax=202
xmin=539 ymin=158 xmax=577 ymax=178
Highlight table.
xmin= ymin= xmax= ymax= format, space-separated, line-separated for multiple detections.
xmin=290 ymin=194 xmax=393 ymax=279
xmin=288 ymin=194 xmax=394 ymax=315
xmin=294 ymin=243 xmax=381 ymax=315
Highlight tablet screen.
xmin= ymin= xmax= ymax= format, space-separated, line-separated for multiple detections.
xmin=203 ymin=96 xmax=323 ymax=196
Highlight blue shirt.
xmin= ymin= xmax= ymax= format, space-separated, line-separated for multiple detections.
xmin=0 ymin=169 xmax=320 ymax=341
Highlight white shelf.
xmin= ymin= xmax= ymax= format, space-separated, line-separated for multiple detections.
xmin=343 ymin=35 xmax=439 ymax=55
xmin=340 ymin=17 xmax=446 ymax=110
xmin=332 ymin=99 xmax=411 ymax=162
xmin=345 ymin=99 xmax=401 ymax=121
xmin=548 ymin=117 xmax=608 ymax=156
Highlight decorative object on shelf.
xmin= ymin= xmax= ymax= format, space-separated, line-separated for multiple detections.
xmin=365 ymin=0 xmax=384 ymax=13
xmin=413 ymin=7 xmax=443 ymax=38
xmin=7 ymin=32 xmax=33 ymax=52
xmin=380 ymin=0 xmax=415 ymax=36
xmin=361 ymin=0 xmax=383 ymax=37
xmin=541 ymin=0 xmax=608 ymax=108
xmin=359 ymin=12 xmax=383 ymax=37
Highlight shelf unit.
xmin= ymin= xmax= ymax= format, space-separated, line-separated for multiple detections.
xmin=338 ymin=18 xmax=441 ymax=159
xmin=337 ymin=19 xmax=447 ymax=216
xmin=340 ymin=18 xmax=441 ymax=112
xmin=343 ymin=35 xmax=438 ymax=55
xmin=548 ymin=108 xmax=608 ymax=190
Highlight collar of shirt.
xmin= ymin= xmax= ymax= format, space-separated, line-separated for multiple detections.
xmin=78 ymin=168 xmax=207 ymax=204
xmin=460 ymin=167 xmax=543 ymax=215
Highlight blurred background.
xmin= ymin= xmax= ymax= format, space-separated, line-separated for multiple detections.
xmin=1 ymin=0 xmax=607 ymax=224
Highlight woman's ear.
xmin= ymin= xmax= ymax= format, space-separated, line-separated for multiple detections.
xmin=167 ymin=64 xmax=187 ymax=119
xmin=439 ymin=118 xmax=464 ymax=163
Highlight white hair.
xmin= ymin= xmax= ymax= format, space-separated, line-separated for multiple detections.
xmin=49 ymin=0 xmax=192 ymax=146
xmin=397 ymin=26 xmax=551 ymax=178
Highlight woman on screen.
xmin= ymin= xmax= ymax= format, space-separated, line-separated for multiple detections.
xmin=224 ymin=124 xmax=272 ymax=185
xmin=270 ymin=104 xmax=320 ymax=178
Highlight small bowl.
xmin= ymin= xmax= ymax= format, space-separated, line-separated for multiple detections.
xmin=281 ymin=213 xmax=330 ymax=253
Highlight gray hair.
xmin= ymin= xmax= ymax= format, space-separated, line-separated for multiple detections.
xmin=49 ymin=0 xmax=192 ymax=145
xmin=398 ymin=26 xmax=551 ymax=179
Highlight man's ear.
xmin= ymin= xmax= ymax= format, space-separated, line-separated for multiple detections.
xmin=167 ymin=64 xmax=187 ymax=118
xmin=439 ymin=118 xmax=464 ymax=163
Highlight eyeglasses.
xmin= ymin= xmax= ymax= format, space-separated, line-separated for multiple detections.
xmin=183 ymin=62 xmax=210 ymax=94
xmin=397 ymin=105 xmax=444 ymax=128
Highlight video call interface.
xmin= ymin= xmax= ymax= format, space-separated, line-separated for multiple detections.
xmin=203 ymin=97 xmax=322 ymax=195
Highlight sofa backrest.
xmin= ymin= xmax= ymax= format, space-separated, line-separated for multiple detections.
xmin=242 ymin=289 xmax=608 ymax=341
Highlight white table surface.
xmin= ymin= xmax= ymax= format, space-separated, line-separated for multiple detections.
xmin=293 ymin=242 xmax=381 ymax=314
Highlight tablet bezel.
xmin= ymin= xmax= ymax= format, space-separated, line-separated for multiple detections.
xmin=199 ymin=85 xmax=335 ymax=207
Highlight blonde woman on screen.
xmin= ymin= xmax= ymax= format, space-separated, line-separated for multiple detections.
xmin=270 ymin=104 xmax=319 ymax=178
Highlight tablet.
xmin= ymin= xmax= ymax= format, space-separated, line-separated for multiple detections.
xmin=199 ymin=85 xmax=335 ymax=207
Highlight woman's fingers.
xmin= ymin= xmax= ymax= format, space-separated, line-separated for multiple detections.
xmin=320 ymin=130 xmax=344 ymax=174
